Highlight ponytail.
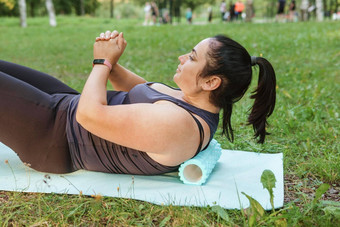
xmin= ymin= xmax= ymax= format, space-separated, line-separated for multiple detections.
xmin=222 ymin=103 xmax=234 ymax=142
xmin=247 ymin=57 xmax=276 ymax=143
xmin=200 ymin=35 xmax=276 ymax=144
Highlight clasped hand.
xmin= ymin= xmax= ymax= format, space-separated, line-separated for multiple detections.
xmin=93 ymin=30 xmax=127 ymax=66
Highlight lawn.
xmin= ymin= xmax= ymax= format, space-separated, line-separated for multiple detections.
xmin=0 ymin=16 xmax=339 ymax=226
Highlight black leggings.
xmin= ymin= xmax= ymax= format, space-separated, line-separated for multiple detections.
xmin=0 ymin=60 xmax=79 ymax=173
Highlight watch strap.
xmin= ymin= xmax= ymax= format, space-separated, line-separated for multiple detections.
xmin=92 ymin=59 xmax=112 ymax=71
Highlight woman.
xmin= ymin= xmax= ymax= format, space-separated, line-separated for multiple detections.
xmin=150 ymin=2 xmax=159 ymax=25
xmin=288 ymin=0 xmax=296 ymax=21
xmin=0 ymin=31 xmax=276 ymax=175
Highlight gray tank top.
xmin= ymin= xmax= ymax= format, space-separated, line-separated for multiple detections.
xmin=66 ymin=82 xmax=219 ymax=175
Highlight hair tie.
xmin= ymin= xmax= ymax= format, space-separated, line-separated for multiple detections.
xmin=251 ymin=56 xmax=257 ymax=66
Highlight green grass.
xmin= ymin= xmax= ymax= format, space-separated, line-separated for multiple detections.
xmin=0 ymin=16 xmax=339 ymax=226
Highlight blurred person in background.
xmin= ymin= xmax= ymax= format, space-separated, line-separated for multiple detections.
xmin=186 ymin=8 xmax=192 ymax=24
xmin=143 ymin=2 xmax=151 ymax=26
xmin=276 ymin=0 xmax=287 ymax=22
xmin=151 ymin=1 xmax=159 ymax=25
xmin=288 ymin=0 xmax=296 ymax=22
xmin=220 ymin=0 xmax=227 ymax=21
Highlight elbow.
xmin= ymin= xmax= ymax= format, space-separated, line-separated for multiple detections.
xmin=76 ymin=95 xmax=108 ymax=131
xmin=76 ymin=104 xmax=100 ymax=129
xmin=76 ymin=106 xmax=89 ymax=127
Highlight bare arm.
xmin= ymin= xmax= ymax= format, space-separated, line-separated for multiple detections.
xmin=95 ymin=30 xmax=146 ymax=92
xmin=108 ymin=63 xmax=146 ymax=92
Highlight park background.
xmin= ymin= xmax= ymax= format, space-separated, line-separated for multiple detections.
xmin=1 ymin=0 xmax=340 ymax=25
xmin=0 ymin=0 xmax=339 ymax=226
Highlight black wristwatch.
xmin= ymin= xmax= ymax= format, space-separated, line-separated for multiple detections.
xmin=92 ymin=59 xmax=112 ymax=71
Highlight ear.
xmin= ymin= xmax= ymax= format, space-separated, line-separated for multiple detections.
xmin=201 ymin=76 xmax=222 ymax=91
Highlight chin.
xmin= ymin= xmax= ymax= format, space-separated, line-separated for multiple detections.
xmin=173 ymin=75 xmax=180 ymax=87
xmin=173 ymin=73 xmax=178 ymax=82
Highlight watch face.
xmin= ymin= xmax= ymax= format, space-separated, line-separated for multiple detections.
xmin=93 ymin=59 xmax=105 ymax=64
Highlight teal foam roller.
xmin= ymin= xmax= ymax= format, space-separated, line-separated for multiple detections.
xmin=178 ymin=139 xmax=222 ymax=185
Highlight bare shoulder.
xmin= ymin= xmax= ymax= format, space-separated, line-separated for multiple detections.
xmin=145 ymin=101 xmax=202 ymax=165
xmin=150 ymin=101 xmax=199 ymax=143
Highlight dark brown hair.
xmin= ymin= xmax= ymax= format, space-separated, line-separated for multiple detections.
xmin=200 ymin=35 xmax=276 ymax=143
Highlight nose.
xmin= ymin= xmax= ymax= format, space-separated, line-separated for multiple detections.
xmin=178 ymin=54 xmax=188 ymax=64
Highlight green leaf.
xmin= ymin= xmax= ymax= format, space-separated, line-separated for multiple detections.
xmin=320 ymin=200 xmax=340 ymax=207
xmin=249 ymin=214 xmax=256 ymax=227
xmin=312 ymin=183 xmax=330 ymax=205
xmin=138 ymin=204 xmax=145 ymax=210
xmin=261 ymin=169 xmax=277 ymax=192
xmin=260 ymin=169 xmax=277 ymax=211
xmin=159 ymin=215 xmax=171 ymax=227
xmin=241 ymin=192 xmax=265 ymax=217
xmin=211 ymin=205 xmax=230 ymax=222
xmin=323 ymin=206 xmax=340 ymax=218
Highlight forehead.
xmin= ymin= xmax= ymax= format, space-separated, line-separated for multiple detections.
xmin=193 ymin=38 xmax=211 ymax=57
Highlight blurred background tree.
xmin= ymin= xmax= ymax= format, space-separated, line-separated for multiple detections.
xmin=0 ymin=0 xmax=100 ymax=17
xmin=0 ymin=0 xmax=18 ymax=16
xmin=0 ymin=0 xmax=339 ymax=22
xmin=72 ymin=0 xmax=99 ymax=16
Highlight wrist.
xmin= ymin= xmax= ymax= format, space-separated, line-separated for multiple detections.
xmin=92 ymin=59 xmax=112 ymax=71
xmin=110 ymin=63 xmax=120 ymax=72
xmin=92 ymin=64 xmax=111 ymax=77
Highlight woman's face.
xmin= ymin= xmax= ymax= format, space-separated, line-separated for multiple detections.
xmin=173 ymin=38 xmax=211 ymax=94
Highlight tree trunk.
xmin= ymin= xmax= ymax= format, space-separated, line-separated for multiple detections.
xmin=245 ymin=0 xmax=254 ymax=22
xmin=110 ymin=0 xmax=114 ymax=18
xmin=18 ymin=0 xmax=27 ymax=27
xmin=46 ymin=0 xmax=57 ymax=26
xmin=169 ymin=0 xmax=173 ymax=24
xmin=80 ymin=0 xmax=85 ymax=15
xmin=322 ymin=0 xmax=327 ymax=17
xmin=315 ymin=0 xmax=324 ymax=21
xmin=30 ymin=0 xmax=35 ymax=17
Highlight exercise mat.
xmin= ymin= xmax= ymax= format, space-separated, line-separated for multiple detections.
xmin=0 ymin=143 xmax=283 ymax=210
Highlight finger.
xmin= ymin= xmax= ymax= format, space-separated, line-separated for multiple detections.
xmin=105 ymin=30 xmax=111 ymax=40
xmin=95 ymin=37 xmax=101 ymax=42
xmin=111 ymin=36 xmax=119 ymax=45
xmin=117 ymin=32 xmax=125 ymax=49
xmin=110 ymin=30 xmax=119 ymax=39
xmin=99 ymin=32 xmax=105 ymax=40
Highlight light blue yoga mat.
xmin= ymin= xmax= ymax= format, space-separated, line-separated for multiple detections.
xmin=0 ymin=142 xmax=284 ymax=210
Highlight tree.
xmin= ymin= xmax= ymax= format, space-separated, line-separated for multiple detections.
xmin=0 ymin=0 xmax=18 ymax=16
xmin=54 ymin=0 xmax=72 ymax=15
xmin=72 ymin=0 xmax=99 ymax=16
xmin=27 ymin=0 xmax=43 ymax=17
xmin=110 ymin=0 xmax=114 ymax=18
xmin=0 ymin=0 xmax=15 ymax=10
xmin=18 ymin=0 xmax=27 ymax=27
xmin=80 ymin=0 xmax=85 ymax=15
xmin=316 ymin=0 xmax=324 ymax=21
xmin=45 ymin=0 xmax=57 ymax=26
xmin=266 ymin=0 xmax=277 ymax=18
xmin=182 ymin=0 xmax=215 ymax=11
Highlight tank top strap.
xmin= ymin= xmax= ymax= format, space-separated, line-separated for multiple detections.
xmin=186 ymin=111 xmax=204 ymax=156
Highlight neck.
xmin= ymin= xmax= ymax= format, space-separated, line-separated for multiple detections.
xmin=181 ymin=92 xmax=220 ymax=114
